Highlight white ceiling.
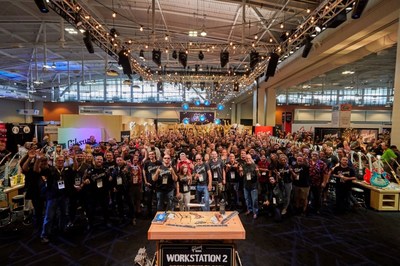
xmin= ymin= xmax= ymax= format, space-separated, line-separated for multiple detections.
xmin=0 ymin=0 xmax=398 ymax=103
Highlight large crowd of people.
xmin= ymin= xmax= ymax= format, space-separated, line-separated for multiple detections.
xmin=1 ymin=126 xmax=399 ymax=244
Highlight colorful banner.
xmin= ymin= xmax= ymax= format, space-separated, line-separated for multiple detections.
xmin=58 ymin=128 xmax=104 ymax=149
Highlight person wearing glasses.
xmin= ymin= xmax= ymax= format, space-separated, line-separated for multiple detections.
xmin=143 ymin=151 xmax=162 ymax=218
xmin=193 ymin=155 xmax=212 ymax=211
xmin=152 ymin=155 xmax=178 ymax=211
xmin=209 ymin=150 xmax=226 ymax=210
xmin=239 ymin=155 xmax=260 ymax=219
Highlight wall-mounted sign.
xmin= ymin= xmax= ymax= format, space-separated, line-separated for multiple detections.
xmin=160 ymin=243 xmax=235 ymax=266
xmin=58 ymin=128 xmax=104 ymax=148
xmin=17 ymin=109 xmax=40 ymax=115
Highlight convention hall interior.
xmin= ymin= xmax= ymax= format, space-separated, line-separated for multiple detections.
xmin=1 ymin=0 xmax=400 ymax=265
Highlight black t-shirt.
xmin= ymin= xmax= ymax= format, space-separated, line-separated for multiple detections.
xmin=155 ymin=164 xmax=175 ymax=192
xmin=194 ymin=163 xmax=210 ymax=186
xmin=143 ymin=159 xmax=162 ymax=184
xmin=292 ymin=163 xmax=310 ymax=187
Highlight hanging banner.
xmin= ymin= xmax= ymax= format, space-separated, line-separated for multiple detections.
xmin=332 ymin=104 xmax=352 ymax=128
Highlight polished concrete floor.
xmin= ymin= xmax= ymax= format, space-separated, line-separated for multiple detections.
xmin=1 ymin=205 xmax=400 ymax=266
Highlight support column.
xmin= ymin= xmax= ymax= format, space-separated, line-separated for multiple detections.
xmin=237 ymin=103 xmax=242 ymax=125
xmin=230 ymin=103 xmax=237 ymax=124
xmin=391 ymin=18 xmax=400 ymax=147
xmin=257 ymin=85 xmax=267 ymax=125
xmin=252 ymin=87 xmax=257 ymax=125
xmin=265 ymin=87 xmax=276 ymax=126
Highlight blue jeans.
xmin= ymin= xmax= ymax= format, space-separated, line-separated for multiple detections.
xmin=243 ymin=187 xmax=258 ymax=214
xmin=196 ymin=185 xmax=210 ymax=211
xmin=156 ymin=190 xmax=174 ymax=211
xmin=41 ymin=196 xmax=69 ymax=238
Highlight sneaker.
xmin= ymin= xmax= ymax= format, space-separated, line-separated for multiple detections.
xmin=253 ymin=214 xmax=257 ymax=219
xmin=281 ymin=209 xmax=287 ymax=215
xmin=41 ymin=237 xmax=49 ymax=244
xmin=132 ymin=218 xmax=137 ymax=225
xmin=245 ymin=210 xmax=251 ymax=216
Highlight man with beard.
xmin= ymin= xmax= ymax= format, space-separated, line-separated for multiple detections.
xmin=143 ymin=151 xmax=162 ymax=218
xmin=39 ymin=155 xmax=75 ymax=243
xmin=209 ymin=151 xmax=226 ymax=210
xmin=152 ymin=155 xmax=178 ymax=211
xmin=193 ymin=154 xmax=212 ymax=211
xmin=82 ymin=156 xmax=112 ymax=229
xmin=332 ymin=157 xmax=356 ymax=214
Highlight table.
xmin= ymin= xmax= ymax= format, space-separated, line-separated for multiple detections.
xmin=353 ymin=180 xmax=400 ymax=211
xmin=148 ymin=211 xmax=246 ymax=266
xmin=0 ymin=184 xmax=25 ymax=208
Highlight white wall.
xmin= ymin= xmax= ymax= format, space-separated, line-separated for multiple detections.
xmin=0 ymin=99 xmax=30 ymax=123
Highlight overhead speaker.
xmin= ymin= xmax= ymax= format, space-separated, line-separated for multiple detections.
xmin=249 ymin=51 xmax=259 ymax=69
xmin=220 ymin=51 xmax=229 ymax=68
xmin=172 ymin=50 xmax=177 ymax=59
xmin=351 ymin=0 xmax=369 ymax=19
xmin=34 ymin=0 xmax=49 ymax=13
xmin=302 ymin=35 xmax=313 ymax=58
xmin=157 ymin=81 xmax=163 ymax=92
xmin=178 ymin=51 xmax=187 ymax=68
xmin=118 ymin=50 xmax=133 ymax=75
xmin=327 ymin=9 xmax=347 ymax=28
xmin=152 ymin=49 xmax=162 ymax=66
xmin=265 ymin=53 xmax=279 ymax=77
xmin=83 ymin=31 xmax=94 ymax=54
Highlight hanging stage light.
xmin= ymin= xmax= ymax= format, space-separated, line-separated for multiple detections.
xmin=198 ymin=51 xmax=204 ymax=60
xmin=182 ymin=103 xmax=190 ymax=110
xmin=220 ymin=51 xmax=229 ymax=68
xmin=183 ymin=118 xmax=190 ymax=124
xmin=217 ymin=104 xmax=224 ymax=111
xmin=172 ymin=50 xmax=178 ymax=59
xmin=34 ymin=0 xmax=49 ymax=13
xmin=179 ymin=51 xmax=187 ymax=68
xmin=152 ymin=49 xmax=162 ymax=66
xmin=215 ymin=118 xmax=221 ymax=125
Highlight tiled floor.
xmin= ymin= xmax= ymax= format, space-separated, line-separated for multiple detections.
xmin=1 ymin=206 xmax=400 ymax=266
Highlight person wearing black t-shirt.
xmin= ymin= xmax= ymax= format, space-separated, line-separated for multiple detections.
xmin=82 ymin=155 xmax=111 ymax=228
xmin=193 ymin=154 xmax=212 ymax=211
xmin=292 ymin=155 xmax=310 ymax=215
xmin=143 ymin=151 xmax=162 ymax=217
xmin=332 ymin=157 xmax=356 ymax=213
xmin=39 ymin=155 xmax=75 ymax=243
xmin=152 ymin=155 xmax=178 ymax=211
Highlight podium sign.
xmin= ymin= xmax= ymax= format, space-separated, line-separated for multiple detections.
xmin=160 ymin=243 xmax=235 ymax=266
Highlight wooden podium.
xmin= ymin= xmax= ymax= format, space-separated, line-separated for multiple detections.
xmin=148 ymin=211 xmax=245 ymax=266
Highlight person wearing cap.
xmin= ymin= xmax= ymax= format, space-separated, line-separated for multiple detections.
xmin=147 ymin=140 xmax=161 ymax=161
xmin=176 ymin=152 xmax=194 ymax=174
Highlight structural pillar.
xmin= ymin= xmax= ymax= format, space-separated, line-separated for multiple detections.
xmin=391 ymin=17 xmax=400 ymax=147
xmin=265 ymin=87 xmax=276 ymax=126
xmin=236 ymin=103 xmax=242 ymax=125
xmin=253 ymin=84 xmax=267 ymax=125
xmin=230 ymin=103 xmax=237 ymax=124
